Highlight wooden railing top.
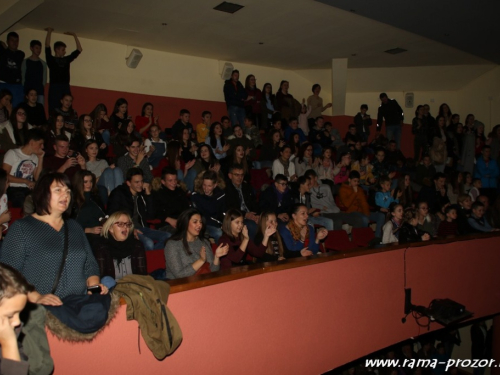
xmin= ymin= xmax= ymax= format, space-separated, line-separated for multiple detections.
xmin=167 ymin=232 xmax=500 ymax=294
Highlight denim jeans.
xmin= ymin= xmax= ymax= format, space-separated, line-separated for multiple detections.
xmin=206 ymin=225 xmax=223 ymax=242
xmin=369 ymin=212 xmax=386 ymax=238
xmin=6 ymin=187 xmax=31 ymax=208
xmin=101 ymin=276 xmax=117 ymax=290
xmin=322 ymin=212 xmax=366 ymax=230
xmin=101 ymin=130 xmax=111 ymax=145
xmin=228 ymin=106 xmax=246 ymax=127
xmin=308 ymin=215 xmax=334 ymax=231
xmin=244 ymin=218 xmax=258 ymax=241
xmin=181 ymin=168 xmax=197 ymax=192
xmin=97 ymin=167 xmax=124 ymax=194
xmin=137 ymin=226 xmax=171 ymax=251
xmin=386 ymin=124 xmax=402 ymax=149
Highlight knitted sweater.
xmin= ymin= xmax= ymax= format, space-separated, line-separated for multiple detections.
xmin=338 ymin=184 xmax=370 ymax=216
xmin=116 ymin=153 xmax=153 ymax=183
xmin=0 ymin=217 xmax=99 ymax=298
xmin=164 ymin=237 xmax=218 ymax=279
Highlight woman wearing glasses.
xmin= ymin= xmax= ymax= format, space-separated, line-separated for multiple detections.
xmin=0 ymin=173 xmax=108 ymax=307
xmin=294 ymin=142 xmax=315 ymax=178
xmin=0 ymin=106 xmax=33 ymax=156
xmin=72 ymin=114 xmax=107 ymax=158
xmin=92 ymin=211 xmax=147 ymax=288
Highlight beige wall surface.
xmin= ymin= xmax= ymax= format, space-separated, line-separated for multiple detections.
xmin=4 ymin=28 xmax=497 ymax=131
xmin=4 ymin=28 xmax=333 ymax=113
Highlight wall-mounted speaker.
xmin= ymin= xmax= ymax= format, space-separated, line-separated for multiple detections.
xmin=126 ymin=49 xmax=143 ymax=69
xmin=405 ymin=92 xmax=414 ymax=108
xmin=221 ymin=62 xmax=234 ymax=80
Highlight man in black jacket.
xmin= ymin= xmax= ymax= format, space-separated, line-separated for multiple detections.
xmin=417 ymin=172 xmax=450 ymax=218
xmin=223 ymin=69 xmax=247 ymax=127
xmin=225 ymin=164 xmax=258 ymax=239
xmin=259 ymin=174 xmax=293 ymax=225
xmin=353 ymin=104 xmax=372 ymax=143
xmin=191 ymin=170 xmax=226 ymax=242
xmin=153 ymin=167 xmax=191 ymax=234
xmin=376 ymin=93 xmax=404 ymax=149
xmin=107 ymin=168 xmax=170 ymax=250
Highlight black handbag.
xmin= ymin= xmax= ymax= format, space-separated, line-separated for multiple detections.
xmin=44 ymin=222 xmax=118 ymax=341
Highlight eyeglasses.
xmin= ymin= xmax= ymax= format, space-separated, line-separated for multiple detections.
xmin=114 ymin=222 xmax=133 ymax=228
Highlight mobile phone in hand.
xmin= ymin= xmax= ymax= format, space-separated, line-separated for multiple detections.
xmin=87 ymin=285 xmax=102 ymax=294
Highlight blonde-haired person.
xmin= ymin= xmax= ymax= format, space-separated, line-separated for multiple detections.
xmin=93 ymin=211 xmax=147 ymax=289
xmin=254 ymin=211 xmax=307 ymax=261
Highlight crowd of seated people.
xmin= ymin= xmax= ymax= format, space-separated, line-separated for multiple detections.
xmin=0 ymin=27 xmax=499 ymax=291
xmin=0 ymin=27 xmax=498 ymax=375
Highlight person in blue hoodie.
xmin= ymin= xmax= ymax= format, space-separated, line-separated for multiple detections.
xmin=474 ymin=146 xmax=499 ymax=202
xmin=375 ymin=175 xmax=401 ymax=213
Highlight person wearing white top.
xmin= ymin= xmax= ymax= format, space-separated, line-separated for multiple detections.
xmin=3 ymin=128 xmax=45 ymax=207
xmin=272 ymin=145 xmax=297 ymax=181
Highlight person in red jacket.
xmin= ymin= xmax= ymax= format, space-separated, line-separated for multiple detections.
xmin=135 ymin=102 xmax=159 ymax=139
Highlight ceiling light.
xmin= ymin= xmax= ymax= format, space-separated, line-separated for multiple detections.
xmin=213 ymin=2 xmax=244 ymax=14
xmin=384 ymin=47 xmax=408 ymax=55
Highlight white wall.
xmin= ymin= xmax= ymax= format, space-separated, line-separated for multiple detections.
xmin=3 ymin=28 xmax=497 ymax=131
xmin=4 ymin=28 xmax=331 ymax=110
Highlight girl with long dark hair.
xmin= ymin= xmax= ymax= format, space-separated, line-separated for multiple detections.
xmin=164 ymin=208 xmax=229 ymax=279
xmin=217 ymin=208 xmax=270 ymax=270
xmin=206 ymin=122 xmax=229 ymax=160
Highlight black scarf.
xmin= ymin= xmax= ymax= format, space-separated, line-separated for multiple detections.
xmin=106 ymin=235 xmax=136 ymax=262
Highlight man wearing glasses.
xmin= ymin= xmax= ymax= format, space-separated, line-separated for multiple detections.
xmin=259 ymin=174 xmax=293 ymax=225
xmin=225 ymin=164 xmax=258 ymax=240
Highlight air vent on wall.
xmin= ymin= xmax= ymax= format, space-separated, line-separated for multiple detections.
xmin=384 ymin=47 xmax=408 ymax=55
xmin=213 ymin=2 xmax=244 ymax=14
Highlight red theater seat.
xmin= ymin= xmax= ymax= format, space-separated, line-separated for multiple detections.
xmin=324 ymin=230 xmax=357 ymax=252
xmin=351 ymin=227 xmax=375 ymax=248
xmin=145 ymin=249 xmax=166 ymax=274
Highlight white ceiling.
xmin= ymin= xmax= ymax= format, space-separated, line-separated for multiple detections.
xmin=14 ymin=0 xmax=494 ymax=70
